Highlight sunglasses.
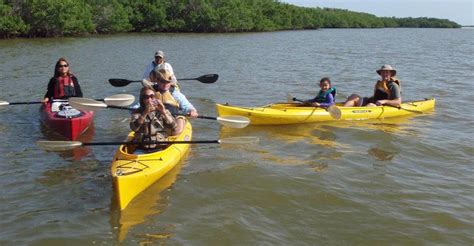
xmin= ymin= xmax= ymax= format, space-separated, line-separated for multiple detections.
xmin=58 ymin=64 xmax=69 ymax=68
xmin=158 ymin=79 xmax=171 ymax=83
xmin=143 ymin=94 xmax=155 ymax=99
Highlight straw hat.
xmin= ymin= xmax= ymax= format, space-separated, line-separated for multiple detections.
xmin=154 ymin=67 xmax=173 ymax=83
xmin=376 ymin=64 xmax=396 ymax=76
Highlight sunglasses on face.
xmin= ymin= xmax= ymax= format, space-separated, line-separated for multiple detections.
xmin=143 ymin=94 xmax=155 ymax=99
xmin=158 ymin=78 xmax=171 ymax=84
xmin=58 ymin=64 xmax=69 ymax=68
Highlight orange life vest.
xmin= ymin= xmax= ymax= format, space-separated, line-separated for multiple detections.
xmin=374 ymin=77 xmax=401 ymax=99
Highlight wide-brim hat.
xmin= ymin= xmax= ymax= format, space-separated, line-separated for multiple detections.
xmin=377 ymin=64 xmax=396 ymax=76
xmin=154 ymin=67 xmax=173 ymax=83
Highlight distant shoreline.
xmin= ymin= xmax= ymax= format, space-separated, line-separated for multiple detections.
xmin=1 ymin=1 xmax=461 ymax=39
xmin=2 ymin=27 xmax=470 ymax=41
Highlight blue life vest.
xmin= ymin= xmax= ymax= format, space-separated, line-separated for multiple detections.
xmin=313 ymin=87 xmax=336 ymax=103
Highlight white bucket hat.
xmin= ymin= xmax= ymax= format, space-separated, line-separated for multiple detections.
xmin=376 ymin=64 xmax=396 ymax=76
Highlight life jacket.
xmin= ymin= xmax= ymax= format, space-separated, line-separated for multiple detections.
xmin=314 ymin=87 xmax=336 ymax=103
xmin=155 ymin=90 xmax=180 ymax=115
xmin=133 ymin=111 xmax=174 ymax=150
xmin=373 ymin=78 xmax=400 ymax=100
xmin=54 ymin=75 xmax=76 ymax=99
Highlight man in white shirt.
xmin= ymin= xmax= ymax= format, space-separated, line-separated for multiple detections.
xmin=142 ymin=50 xmax=177 ymax=84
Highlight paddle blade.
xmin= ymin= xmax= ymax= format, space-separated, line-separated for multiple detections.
xmin=37 ymin=140 xmax=83 ymax=151
xmin=108 ymin=78 xmax=139 ymax=87
xmin=287 ymin=93 xmax=295 ymax=103
xmin=327 ymin=105 xmax=342 ymax=119
xmin=0 ymin=100 xmax=9 ymax=106
xmin=69 ymin=97 xmax=107 ymax=111
xmin=216 ymin=115 xmax=250 ymax=128
xmin=219 ymin=136 xmax=259 ymax=145
xmin=195 ymin=74 xmax=218 ymax=83
xmin=103 ymin=94 xmax=135 ymax=107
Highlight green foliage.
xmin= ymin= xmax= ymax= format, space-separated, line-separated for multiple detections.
xmin=122 ymin=0 xmax=167 ymax=32
xmin=88 ymin=0 xmax=132 ymax=33
xmin=0 ymin=0 xmax=28 ymax=38
xmin=394 ymin=17 xmax=461 ymax=28
xmin=0 ymin=0 xmax=462 ymax=38
xmin=21 ymin=0 xmax=95 ymax=37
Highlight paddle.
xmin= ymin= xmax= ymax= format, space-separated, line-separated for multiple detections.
xmin=109 ymin=74 xmax=219 ymax=87
xmin=97 ymin=94 xmax=135 ymax=107
xmin=0 ymin=94 xmax=135 ymax=107
xmin=287 ymin=93 xmax=342 ymax=120
xmin=37 ymin=136 xmax=259 ymax=151
xmin=68 ymin=97 xmax=250 ymax=129
xmin=0 ymin=101 xmax=42 ymax=106
xmin=189 ymin=115 xmax=250 ymax=129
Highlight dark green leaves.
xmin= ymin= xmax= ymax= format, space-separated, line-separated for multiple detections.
xmin=0 ymin=0 xmax=462 ymax=38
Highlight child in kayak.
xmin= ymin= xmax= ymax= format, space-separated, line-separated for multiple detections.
xmin=303 ymin=77 xmax=336 ymax=108
xmin=130 ymin=87 xmax=177 ymax=152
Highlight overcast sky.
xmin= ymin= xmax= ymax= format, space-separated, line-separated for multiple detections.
xmin=282 ymin=0 xmax=473 ymax=25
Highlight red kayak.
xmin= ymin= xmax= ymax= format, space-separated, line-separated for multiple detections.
xmin=40 ymin=101 xmax=94 ymax=140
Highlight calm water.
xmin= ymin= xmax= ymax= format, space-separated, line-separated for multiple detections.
xmin=0 ymin=29 xmax=473 ymax=245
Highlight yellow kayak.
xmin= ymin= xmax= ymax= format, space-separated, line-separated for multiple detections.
xmin=216 ymin=98 xmax=435 ymax=125
xmin=111 ymin=120 xmax=192 ymax=210
xmin=112 ymin=161 xmax=184 ymax=242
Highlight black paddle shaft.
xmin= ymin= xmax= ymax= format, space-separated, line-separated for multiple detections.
xmin=108 ymin=74 xmax=218 ymax=87
xmin=82 ymin=140 xmax=220 ymax=146
xmin=196 ymin=115 xmax=217 ymax=120
xmin=7 ymin=98 xmax=107 ymax=105
xmin=292 ymin=97 xmax=305 ymax=103
xmin=9 ymin=102 xmax=43 ymax=105
xmin=94 ymin=105 xmax=221 ymax=120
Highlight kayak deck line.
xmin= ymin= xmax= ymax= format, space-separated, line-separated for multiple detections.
xmin=114 ymin=158 xmax=164 ymax=176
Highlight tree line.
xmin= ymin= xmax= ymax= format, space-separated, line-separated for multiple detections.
xmin=0 ymin=0 xmax=461 ymax=38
